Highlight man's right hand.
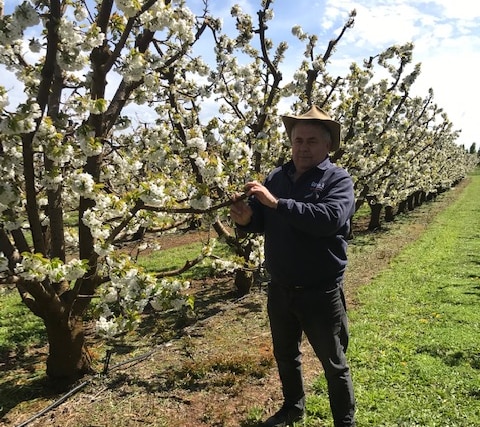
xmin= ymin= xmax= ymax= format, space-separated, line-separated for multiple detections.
xmin=229 ymin=194 xmax=253 ymax=226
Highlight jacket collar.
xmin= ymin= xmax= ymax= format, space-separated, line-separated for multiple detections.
xmin=284 ymin=156 xmax=332 ymax=177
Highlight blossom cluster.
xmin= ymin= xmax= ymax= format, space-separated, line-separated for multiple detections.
xmin=94 ymin=255 xmax=191 ymax=339
xmin=14 ymin=253 xmax=88 ymax=283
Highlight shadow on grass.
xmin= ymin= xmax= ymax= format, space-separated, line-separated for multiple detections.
xmin=0 ymin=349 xmax=58 ymax=420
xmin=465 ymin=281 xmax=480 ymax=299
xmin=134 ymin=277 xmax=262 ymax=343
xmin=416 ymin=345 xmax=480 ymax=370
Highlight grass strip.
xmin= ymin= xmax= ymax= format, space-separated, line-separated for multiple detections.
xmin=316 ymin=173 xmax=480 ymax=426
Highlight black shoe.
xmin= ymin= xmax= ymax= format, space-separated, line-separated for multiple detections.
xmin=262 ymin=405 xmax=305 ymax=427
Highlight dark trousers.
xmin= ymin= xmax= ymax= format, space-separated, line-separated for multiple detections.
xmin=267 ymin=283 xmax=356 ymax=427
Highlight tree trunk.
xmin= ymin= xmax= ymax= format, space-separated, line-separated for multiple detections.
xmin=414 ymin=191 xmax=422 ymax=207
xmin=355 ymin=198 xmax=364 ymax=212
xmin=212 ymin=219 xmax=255 ymax=295
xmin=385 ymin=205 xmax=395 ymax=222
xmin=419 ymin=191 xmax=426 ymax=205
xmin=397 ymin=200 xmax=407 ymax=214
xmin=45 ymin=314 xmax=93 ymax=388
xmin=234 ymin=269 xmax=253 ymax=296
xmin=407 ymin=194 xmax=415 ymax=211
xmin=367 ymin=199 xmax=383 ymax=231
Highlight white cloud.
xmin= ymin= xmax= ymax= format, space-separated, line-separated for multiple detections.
xmin=2 ymin=68 xmax=26 ymax=108
xmin=431 ymin=0 xmax=480 ymax=20
xmin=307 ymin=0 xmax=480 ymax=146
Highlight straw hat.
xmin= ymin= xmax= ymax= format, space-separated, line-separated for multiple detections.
xmin=281 ymin=105 xmax=341 ymax=151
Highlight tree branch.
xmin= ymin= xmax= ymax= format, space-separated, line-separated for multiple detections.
xmin=142 ymin=193 xmax=247 ymax=215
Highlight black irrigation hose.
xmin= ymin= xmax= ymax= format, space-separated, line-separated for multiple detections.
xmin=15 ymin=347 xmax=159 ymax=427
xmin=14 ymin=346 xmax=161 ymax=427
xmin=16 ymin=380 xmax=90 ymax=427
xmin=107 ymin=348 xmax=157 ymax=372
xmin=14 ymin=292 xmax=255 ymax=427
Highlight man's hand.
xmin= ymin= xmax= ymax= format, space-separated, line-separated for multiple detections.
xmin=230 ymin=181 xmax=278 ymax=226
xmin=244 ymin=181 xmax=278 ymax=209
xmin=229 ymin=194 xmax=253 ymax=226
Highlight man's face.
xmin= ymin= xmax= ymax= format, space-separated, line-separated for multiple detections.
xmin=291 ymin=122 xmax=331 ymax=175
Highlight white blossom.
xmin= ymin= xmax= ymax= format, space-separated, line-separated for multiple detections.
xmin=187 ymin=136 xmax=207 ymax=152
xmin=70 ymin=172 xmax=97 ymax=199
xmin=190 ymin=195 xmax=211 ymax=210
xmin=64 ymin=258 xmax=88 ymax=281
xmin=0 ymin=87 xmax=9 ymax=109
xmin=96 ymin=316 xmax=120 ymax=339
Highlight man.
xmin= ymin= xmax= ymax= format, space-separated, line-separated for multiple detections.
xmin=230 ymin=106 xmax=356 ymax=427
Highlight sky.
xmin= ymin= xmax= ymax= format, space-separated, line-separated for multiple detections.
xmin=2 ymin=0 xmax=479 ymax=148
xmin=201 ymin=0 xmax=479 ymax=148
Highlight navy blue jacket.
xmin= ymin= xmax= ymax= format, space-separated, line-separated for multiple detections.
xmin=241 ymin=158 xmax=355 ymax=289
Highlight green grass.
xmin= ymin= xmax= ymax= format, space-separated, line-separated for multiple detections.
xmin=0 ymin=289 xmax=45 ymax=354
xmin=137 ymin=239 xmax=233 ymax=279
xmin=305 ymin=174 xmax=480 ymax=426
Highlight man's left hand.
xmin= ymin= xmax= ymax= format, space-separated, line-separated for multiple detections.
xmin=244 ymin=181 xmax=278 ymax=209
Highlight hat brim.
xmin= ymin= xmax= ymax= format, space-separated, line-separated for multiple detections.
xmin=281 ymin=115 xmax=341 ymax=152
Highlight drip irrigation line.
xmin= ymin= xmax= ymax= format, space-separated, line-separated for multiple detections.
xmin=14 ymin=346 xmax=161 ymax=427
xmin=16 ymin=380 xmax=90 ymax=427
xmin=14 ymin=347 xmax=160 ymax=427
xmin=108 ymin=348 xmax=157 ymax=372
xmin=14 ymin=291 xmax=259 ymax=427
